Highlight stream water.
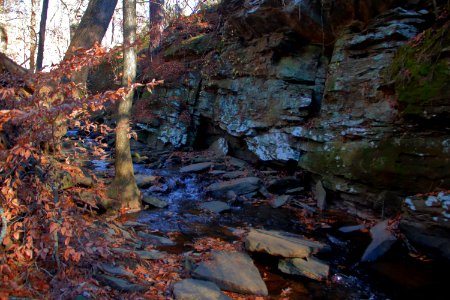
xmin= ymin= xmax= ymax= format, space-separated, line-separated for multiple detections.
xmin=128 ymin=164 xmax=448 ymax=300
xmin=72 ymin=129 xmax=448 ymax=300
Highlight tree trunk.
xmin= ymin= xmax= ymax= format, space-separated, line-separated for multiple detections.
xmin=64 ymin=0 xmax=118 ymax=85
xmin=29 ymin=0 xmax=38 ymax=71
xmin=149 ymin=0 xmax=165 ymax=54
xmin=109 ymin=0 xmax=140 ymax=210
xmin=36 ymin=0 xmax=49 ymax=71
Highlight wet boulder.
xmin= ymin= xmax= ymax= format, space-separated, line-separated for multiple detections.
xmin=278 ymin=256 xmax=329 ymax=281
xmin=205 ymin=177 xmax=262 ymax=198
xmin=193 ymin=251 xmax=268 ymax=296
xmin=361 ymin=220 xmax=397 ymax=262
xmin=142 ymin=195 xmax=168 ymax=208
xmin=135 ymin=174 xmax=159 ymax=189
xmin=245 ymin=228 xmax=329 ymax=258
xmin=173 ymin=279 xmax=231 ymax=300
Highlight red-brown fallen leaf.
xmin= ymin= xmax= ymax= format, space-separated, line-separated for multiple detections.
xmin=0 ymin=293 xmax=9 ymax=300
xmin=49 ymin=222 xmax=59 ymax=233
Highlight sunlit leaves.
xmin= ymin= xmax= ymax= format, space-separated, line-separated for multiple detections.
xmin=0 ymin=39 xmax=156 ymax=298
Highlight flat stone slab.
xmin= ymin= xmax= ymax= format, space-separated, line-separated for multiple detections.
xmin=122 ymin=221 xmax=147 ymax=228
xmin=180 ymin=162 xmax=213 ymax=173
xmin=228 ymin=157 xmax=248 ymax=169
xmin=205 ymin=177 xmax=262 ymax=197
xmin=199 ymin=201 xmax=231 ymax=213
xmin=112 ymin=248 xmax=166 ymax=260
xmin=278 ymin=257 xmax=329 ymax=281
xmin=137 ymin=231 xmax=176 ymax=246
xmin=193 ymin=251 xmax=268 ymax=296
xmin=245 ymin=228 xmax=329 ymax=258
xmin=222 ymin=171 xmax=246 ymax=180
xmin=94 ymin=274 xmax=147 ymax=292
xmin=209 ymin=170 xmax=227 ymax=176
xmin=361 ymin=220 xmax=397 ymax=262
xmin=285 ymin=187 xmax=305 ymax=195
xmin=135 ymin=250 xmax=166 ymax=260
xmin=173 ymin=279 xmax=231 ymax=300
xmin=142 ymin=195 xmax=168 ymax=208
xmin=98 ymin=263 xmax=135 ymax=278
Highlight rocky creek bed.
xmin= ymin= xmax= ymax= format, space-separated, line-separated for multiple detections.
xmin=85 ymin=142 xmax=449 ymax=300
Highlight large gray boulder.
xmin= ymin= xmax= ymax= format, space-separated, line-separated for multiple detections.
xmin=173 ymin=279 xmax=231 ymax=300
xmin=193 ymin=251 xmax=268 ymax=296
xmin=245 ymin=228 xmax=329 ymax=258
xmin=400 ymin=192 xmax=450 ymax=260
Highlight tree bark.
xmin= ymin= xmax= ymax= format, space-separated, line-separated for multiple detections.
xmin=29 ymin=0 xmax=38 ymax=71
xmin=149 ymin=0 xmax=165 ymax=54
xmin=64 ymin=0 xmax=118 ymax=85
xmin=36 ymin=0 xmax=49 ymax=71
xmin=109 ymin=0 xmax=140 ymax=210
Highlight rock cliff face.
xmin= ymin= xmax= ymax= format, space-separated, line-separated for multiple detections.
xmin=134 ymin=0 xmax=450 ymax=258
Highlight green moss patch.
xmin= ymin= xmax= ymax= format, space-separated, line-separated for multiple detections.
xmin=299 ymin=137 xmax=450 ymax=193
xmin=386 ymin=22 xmax=450 ymax=117
xmin=164 ymin=33 xmax=215 ymax=58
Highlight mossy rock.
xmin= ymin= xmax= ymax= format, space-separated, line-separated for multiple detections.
xmin=386 ymin=22 xmax=450 ymax=118
xmin=299 ymin=137 xmax=450 ymax=194
xmin=54 ymin=167 xmax=94 ymax=190
xmin=164 ymin=33 xmax=215 ymax=58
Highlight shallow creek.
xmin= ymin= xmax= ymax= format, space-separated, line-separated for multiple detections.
xmin=74 ymin=130 xmax=448 ymax=300
xmin=118 ymin=164 xmax=448 ymax=300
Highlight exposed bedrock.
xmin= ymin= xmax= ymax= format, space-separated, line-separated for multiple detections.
xmin=129 ymin=1 xmax=449 ymax=258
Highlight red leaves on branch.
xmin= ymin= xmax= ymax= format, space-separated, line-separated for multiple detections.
xmin=0 ymin=41 xmax=155 ymax=298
